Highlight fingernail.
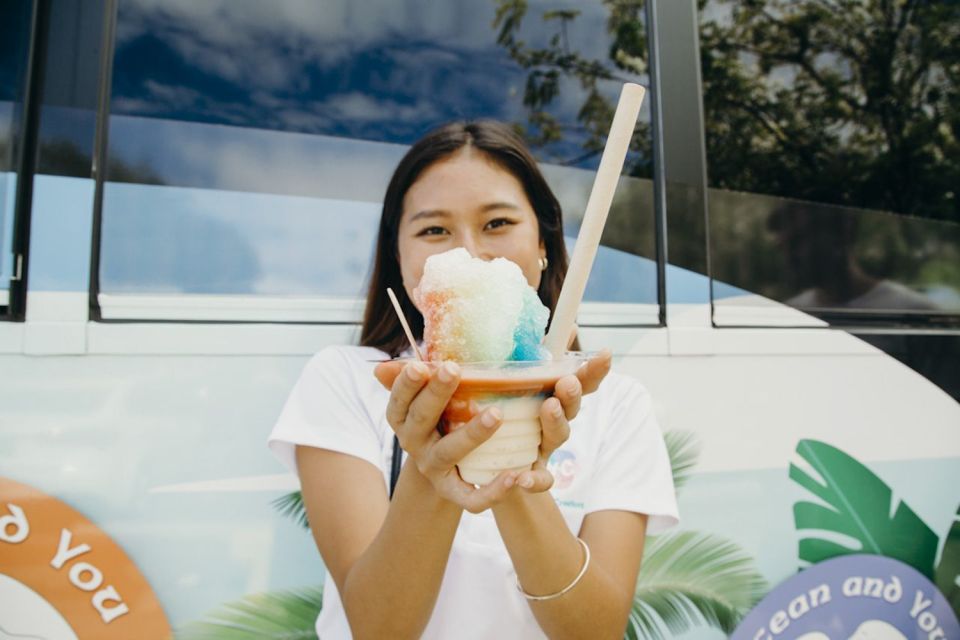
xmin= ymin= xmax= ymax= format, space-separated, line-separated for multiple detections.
xmin=407 ymin=363 xmax=426 ymax=381
xmin=551 ymin=400 xmax=563 ymax=418
xmin=438 ymin=361 xmax=459 ymax=383
xmin=520 ymin=476 xmax=534 ymax=488
xmin=481 ymin=408 xmax=501 ymax=428
xmin=505 ymin=474 xmax=516 ymax=488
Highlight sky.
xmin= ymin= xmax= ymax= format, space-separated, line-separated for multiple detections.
xmin=108 ymin=0 xmax=651 ymax=164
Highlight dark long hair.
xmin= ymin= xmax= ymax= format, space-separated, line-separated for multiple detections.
xmin=360 ymin=121 xmax=572 ymax=357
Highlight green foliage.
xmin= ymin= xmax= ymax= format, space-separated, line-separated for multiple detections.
xmin=272 ymin=490 xmax=309 ymax=530
xmin=492 ymin=0 xmax=649 ymax=170
xmin=630 ymin=431 xmax=767 ymax=638
xmin=629 ymin=530 xmax=768 ymax=639
xmin=663 ymin=429 xmax=699 ymax=492
xmin=701 ymin=0 xmax=960 ymax=222
xmin=273 ymin=429 xmax=700 ymax=531
xmin=792 ymin=439 xmax=960 ymax=616
xmin=935 ymin=503 xmax=960 ymax=618
xmin=197 ymin=430 xmax=760 ymax=639
xmin=176 ymin=586 xmax=322 ymax=640
xmin=494 ymin=0 xmax=959 ymax=223
xmin=790 ymin=439 xmax=939 ymax=577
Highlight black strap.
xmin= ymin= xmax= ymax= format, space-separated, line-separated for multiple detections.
xmin=389 ymin=435 xmax=402 ymax=498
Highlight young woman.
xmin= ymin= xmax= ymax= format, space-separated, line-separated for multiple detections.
xmin=269 ymin=121 xmax=678 ymax=639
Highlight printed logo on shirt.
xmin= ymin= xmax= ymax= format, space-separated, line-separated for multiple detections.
xmin=548 ymin=449 xmax=579 ymax=490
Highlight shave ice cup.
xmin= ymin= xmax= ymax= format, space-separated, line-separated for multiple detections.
xmin=438 ymin=357 xmax=585 ymax=485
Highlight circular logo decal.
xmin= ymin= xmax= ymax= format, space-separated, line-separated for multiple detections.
xmin=731 ymin=554 xmax=959 ymax=640
xmin=0 ymin=477 xmax=171 ymax=639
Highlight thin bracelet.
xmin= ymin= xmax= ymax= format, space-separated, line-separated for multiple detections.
xmin=516 ymin=537 xmax=591 ymax=601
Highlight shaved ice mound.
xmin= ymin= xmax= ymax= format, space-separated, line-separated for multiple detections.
xmin=414 ymin=248 xmax=550 ymax=362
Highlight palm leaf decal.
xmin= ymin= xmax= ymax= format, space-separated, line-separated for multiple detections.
xmin=176 ymin=586 xmax=322 ymax=639
xmin=273 ymin=491 xmax=309 ymax=530
xmin=790 ymin=439 xmax=938 ymax=577
xmin=628 ymin=531 xmax=767 ymax=639
xmin=273 ymin=430 xmax=700 ymax=528
xmin=205 ymin=432 xmax=765 ymax=640
xmin=935 ymin=503 xmax=960 ymax=617
xmin=663 ymin=430 xmax=698 ymax=492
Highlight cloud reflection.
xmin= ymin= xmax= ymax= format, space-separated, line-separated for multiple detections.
xmin=111 ymin=0 xmax=637 ymax=147
xmin=102 ymin=0 xmax=659 ymax=304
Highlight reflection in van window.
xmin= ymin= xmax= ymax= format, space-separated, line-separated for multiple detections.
xmin=698 ymin=0 xmax=959 ymax=322
xmin=698 ymin=0 xmax=957 ymax=222
xmin=99 ymin=0 xmax=660 ymax=308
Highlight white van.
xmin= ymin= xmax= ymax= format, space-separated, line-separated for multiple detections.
xmin=2 ymin=1 xmax=957 ymax=638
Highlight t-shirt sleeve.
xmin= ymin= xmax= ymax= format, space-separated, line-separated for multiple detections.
xmin=267 ymin=346 xmax=384 ymax=476
xmin=584 ymin=377 xmax=680 ymax=534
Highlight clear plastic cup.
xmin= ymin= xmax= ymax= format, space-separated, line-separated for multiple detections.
xmin=438 ymin=356 xmax=586 ymax=485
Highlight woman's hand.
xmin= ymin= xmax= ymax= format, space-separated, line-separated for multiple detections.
xmin=514 ymin=349 xmax=613 ymax=492
xmin=374 ymin=360 xmax=523 ymax=513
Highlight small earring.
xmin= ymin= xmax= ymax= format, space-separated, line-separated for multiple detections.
xmin=538 ymin=256 xmax=549 ymax=271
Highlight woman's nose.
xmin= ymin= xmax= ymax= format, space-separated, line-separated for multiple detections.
xmin=458 ymin=234 xmax=493 ymax=261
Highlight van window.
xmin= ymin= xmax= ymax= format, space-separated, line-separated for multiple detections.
xmin=699 ymin=0 xmax=959 ymax=325
xmin=97 ymin=0 xmax=660 ymax=324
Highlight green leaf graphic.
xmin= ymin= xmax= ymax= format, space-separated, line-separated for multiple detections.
xmin=630 ymin=531 xmax=768 ymax=639
xmin=273 ymin=490 xmax=309 ymax=530
xmin=176 ymin=586 xmax=321 ymax=639
xmin=203 ymin=429 xmax=764 ymax=640
xmin=790 ymin=439 xmax=938 ymax=577
xmin=935 ymin=503 xmax=960 ymax=618
xmin=664 ymin=430 xmax=699 ymax=492
xmin=275 ymin=430 xmax=699 ymax=529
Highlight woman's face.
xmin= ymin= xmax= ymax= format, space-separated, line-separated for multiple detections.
xmin=397 ymin=148 xmax=546 ymax=310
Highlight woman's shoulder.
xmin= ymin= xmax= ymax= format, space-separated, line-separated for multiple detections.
xmin=594 ymin=368 xmax=652 ymax=404
xmin=307 ymin=344 xmax=391 ymax=372
xmin=297 ymin=346 xmax=395 ymax=400
xmin=574 ymin=368 xmax=654 ymax=436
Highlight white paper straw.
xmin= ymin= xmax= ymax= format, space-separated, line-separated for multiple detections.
xmin=542 ymin=83 xmax=645 ymax=358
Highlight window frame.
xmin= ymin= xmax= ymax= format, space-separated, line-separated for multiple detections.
xmin=86 ymin=0 xmax=668 ymax=329
xmin=3 ymin=0 xmax=51 ymax=322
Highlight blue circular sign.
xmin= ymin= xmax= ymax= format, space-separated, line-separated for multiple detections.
xmin=731 ymin=554 xmax=959 ymax=640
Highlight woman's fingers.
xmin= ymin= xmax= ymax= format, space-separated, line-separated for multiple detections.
xmin=404 ymin=361 xmax=460 ymax=431
xmin=515 ymin=460 xmax=555 ymax=493
xmin=539 ymin=396 xmax=571 ymax=455
xmin=373 ymin=360 xmax=405 ymax=390
xmin=384 ymin=361 xmax=431 ymax=428
xmin=378 ymin=350 xmax=613 ymax=513
xmin=424 ymin=407 xmax=503 ymax=474
xmin=576 ymin=348 xmax=612 ymax=394
xmin=553 ymin=375 xmax=582 ymax=421
xmin=446 ymin=460 xmax=553 ymax=512
xmin=455 ymin=470 xmax=521 ymax=514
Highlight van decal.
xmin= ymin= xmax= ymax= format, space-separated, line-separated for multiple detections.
xmin=0 ymin=477 xmax=172 ymax=639
xmin=730 ymin=554 xmax=959 ymax=640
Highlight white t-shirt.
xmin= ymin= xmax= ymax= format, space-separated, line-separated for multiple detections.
xmin=268 ymin=345 xmax=679 ymax=640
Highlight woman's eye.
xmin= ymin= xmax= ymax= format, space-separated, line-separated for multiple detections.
xmin=485 ymin=218 xmax=515 ymax=231
xmin=417 ymin=226 xmax=448 ymax=237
